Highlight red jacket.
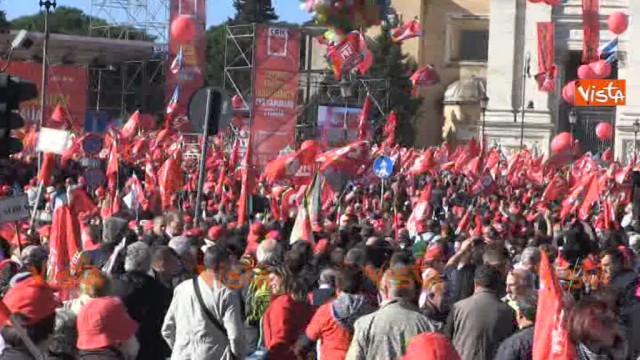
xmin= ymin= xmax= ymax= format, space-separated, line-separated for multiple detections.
xmin=263 ymin=294 xmax=314 ymax=359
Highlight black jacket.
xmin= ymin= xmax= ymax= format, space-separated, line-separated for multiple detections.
xmin=141 ymin=232 xmax=169 ymax=247
xmin=77 ymin=347 xmax=124 ymax=360
xmin=112 ymin=271 xmax=172 ymax=360
xmin=494 ymin=326 xmax=534 ymax=360
xmin=0 ymin=348 xmax=35 ymax=360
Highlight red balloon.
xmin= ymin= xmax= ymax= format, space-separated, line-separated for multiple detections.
xmin=231 ymin=95 xmax=244 ymax=109
xmin=577 ymin=64 xmax=595 ymax=79
xmin=589 ymin=60 xmax=612 ymax=79
xmin=607 ymin=12 xmax=628 ymax=34
xmin=170 ymin=15 xmax=197 ymax=43
xmin=551 ymin=132 xmax=574 ymax=154
xmin=595 ymin=122 xmax=613 ymax=141
xmin=562 ymin=81 xmax=576 ymax=105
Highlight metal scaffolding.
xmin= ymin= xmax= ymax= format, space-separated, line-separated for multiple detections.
xmin=222 ymin=24 xmax=256 ymax=116
xmin=88 ymin=0 xmax=170 ymax=118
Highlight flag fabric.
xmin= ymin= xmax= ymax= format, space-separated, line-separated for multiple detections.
xmin=121 ymin=111 xmax=140 ymax=140
xmin=542 ymin=174 xmax=568 ymax=202
xmin=406 ymin=182 xmax=433 ymax=236
xmin=166 ymin=86 xmax=180 ymax=115
xmin=38 ymin=153 xmax=56 ymax=186
xmin=582 ymin=0 xmax=600 ymax=63
xmin=535 ymin=22 xmax=556 ymax=92
xmin=532 ymin=251 xmax=575 ymax=360
xmin=60 ymin=136 xmax=82 ymax=167
xmin=289 ymin=173 xmax=320 ymax=245
xmin=390 ymin=19 xmax=423 ymax=42
xmin=358 ymin=94 xmax=372 ymax=140
xmin=356 ymin=33 xmax=373 ymax=75
xmin=410 ymin=66 xmax=440 ymax=89
xmin=170 ymin=46 xmax=184 ymax=74
xmin=237 ymin=131 xmax=254 ymax=226
xmin=598 ymin=37 xmax=618 ymax=59
xmin=316 ymin=141 xmax=370 ymax=173
xmin=68 ymin=187 xmax=97 ymax=215
xmin=158 ymin=152 xmax=183 ymax=210
xmin=383 ymin=111 xmax=398 ymax=148
xmin=106 ymin=142 xmax=119 ymax=191
xmin=48 ymin=205 xmax=80 ymax=301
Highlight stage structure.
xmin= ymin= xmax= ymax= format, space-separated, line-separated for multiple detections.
xmin=88 ymin=0 xmax=171 ymax=118
xmin=222 ymin=23 xmax=390 ymax=145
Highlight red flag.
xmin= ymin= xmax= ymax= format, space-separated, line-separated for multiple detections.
xmin=38 ymin=153 xmax=55 ymax=186
xmin=383 ymin=111 xmax=398 ymax=148
xmin=406 ymin=182 xmax=433 ymax=235
xmin=390 ymin=19 xmax=423 ymax=42
xmin=316 ymin=141 xmax=370 ymax=173
xmin=144 ymin=157 xmax=157 ymax=190
xmin=158 ymin=152 xmax=183 ymax=209
xmin=68 ymin=188 xmax=97 ymax=215
xmin=237 ymin=132 xmax=253 ymax=226
xmin=542 ymin=174 xmax=568 ymax=202
xmin=456 ymin=206 xmax=473 ymax=235
xmin=106 ymin=143 xmax=119 ymax=191
xmin=532 ymin=251 xmax=575 ymax=360
xmin=358 ymin=94 xmax=372 ymax=140
xmin=48 ymin=205 xmax=80 ymax=301
xmin=408 ymin=148 xmax=436 ymax=175
xmin=121 ymin=111 xmax=140 ymax=140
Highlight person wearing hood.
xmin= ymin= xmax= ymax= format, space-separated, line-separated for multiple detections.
xmin=294 ymin=264 xmax=376 ymax=360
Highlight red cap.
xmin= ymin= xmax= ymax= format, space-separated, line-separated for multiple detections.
xmin=185 ymin=228 xmax=203 ymax=237
xmin=3 ymin=277 xmax=60 ymax=324
xmin=207 ymin=225 xmax=225 ymax=241
xmin=403 ymin=333 xmax=460 ymax=360
xmin=142 ymin=221 xmax=154 ymax=232
xmin=265 ymin=230 xmax=282 ymax=241
xmin=424 ymin=245 xmax=444 ymax=262
xmin=183 ymin=215 xmax=193 ymax=224
xmin=77 ymin=296 xmax=139 ymax=350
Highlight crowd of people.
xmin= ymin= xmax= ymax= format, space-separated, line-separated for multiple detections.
xmin=0 ymin=128 xmax=638 ymax=360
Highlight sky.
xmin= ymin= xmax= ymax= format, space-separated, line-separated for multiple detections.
xmin=4 ymin=0 xmax=311 ymax=26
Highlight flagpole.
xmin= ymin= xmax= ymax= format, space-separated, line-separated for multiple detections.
xmin=194 ymin=89 xmax=212 ymax=227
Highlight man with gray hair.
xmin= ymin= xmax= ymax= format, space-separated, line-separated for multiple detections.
xmin=256 ymin=238 xmax=284 ymax=265
xmin=346 ymin=265 xmax=437 ymax=359
xmin=309 ymin=268 xmax=337 ymax=306
xmin=113 ymin=241 xmax=172 ymax=360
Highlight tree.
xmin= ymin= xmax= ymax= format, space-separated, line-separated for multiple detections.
xmin=368 ymin=30 xmax=422 ymax=146
xmin=0 ymin=10 xmax=8 ymax=29
xmin=10 ymin=6 xmax=154 ymax=41
xmin=231 ymin=0 xmax=278 ymax=24
xmin=206 ymin=24 xmax=226 ymax=87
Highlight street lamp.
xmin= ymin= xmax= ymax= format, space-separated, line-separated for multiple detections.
xmin=634 ymin=118 xmax=640 ymax=152
xmin=480 ymin=95 xmax=489 ymax=141
xmin=569 ymin=108 xmax=578 ymax=140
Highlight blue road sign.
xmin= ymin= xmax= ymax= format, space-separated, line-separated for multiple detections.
xmin=373 ymin=156 xmax=394 ymax=179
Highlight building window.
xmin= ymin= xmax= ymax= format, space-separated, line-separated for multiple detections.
xmin=446 ymin=16 xmax=489 ymax=64
xmin=459 ymin=30 xmax=489 ymax=61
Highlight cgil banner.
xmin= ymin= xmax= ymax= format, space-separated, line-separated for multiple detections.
xmin=0 ymin=61 xmax=87 ymax=130
xmin=167 ymin=0 xmax=206 ymax=129
xmin=252 ymin=25 xmax=300 ymax=168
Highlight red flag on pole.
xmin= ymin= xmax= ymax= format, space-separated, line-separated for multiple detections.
xmin=383 ymin=111 xmax=398 ymax=148
xmin=358 ymin=94 xmax=372 ymax=140
xmin=237 ymin=132 xmax=253 ymax=226
xmin=532 ymin=251 xmax=575 ymax=360
xmin=38 ymin=153 xmax=55 ymax=186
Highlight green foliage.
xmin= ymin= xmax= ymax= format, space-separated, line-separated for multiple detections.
xmin=0 ymin=10 xmax=8 ymax=28
xmin=231 ymin=0 xmax=278 ymax=24
xmin=206 ymin=24 xmax=226 ymax=87
xmin=368 ymin=30 xmax=422 ymax=146
xmin=9 ymin=6 xmax=154 ymax=41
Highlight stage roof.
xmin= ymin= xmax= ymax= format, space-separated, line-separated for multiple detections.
xmin=0 ymin=30 xmax=159 ymax=67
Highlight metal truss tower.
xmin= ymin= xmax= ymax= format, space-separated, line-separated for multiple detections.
xmin=222 ymin=24 xmax=256 ymax=118
xmin=88 ymin=0 xmax=171 ymax=118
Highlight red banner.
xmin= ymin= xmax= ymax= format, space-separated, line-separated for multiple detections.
xmin=0 ymin=61 xmax=87 ymax=130
xmin=582 ymin=0 xmax=600 ymax=63
xmin=252 ymin=25 xmax=300 ymax=167
xmin=535 ymin=22 xmax=556 ymax=92
xmin=167 ymin=0 xmax=206 ymax=126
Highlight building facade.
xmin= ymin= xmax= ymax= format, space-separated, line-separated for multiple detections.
xmin=393 ymin=0 xmax=637 ymax=158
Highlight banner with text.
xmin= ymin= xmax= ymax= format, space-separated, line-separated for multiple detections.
xmin=0 ymin=61 xmax=87 ymax=131
xmin=167 ymin=0 xmax=206 ymax=129
xmin=252 ymin=25 xmax=300 ymax=168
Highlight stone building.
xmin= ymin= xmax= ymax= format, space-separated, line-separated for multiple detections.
xmin=392 ymin=0 xmax=638 ymax=158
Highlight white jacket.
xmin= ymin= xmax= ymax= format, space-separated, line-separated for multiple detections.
xmin=162 ymin=276 xmax=246 ymax=360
